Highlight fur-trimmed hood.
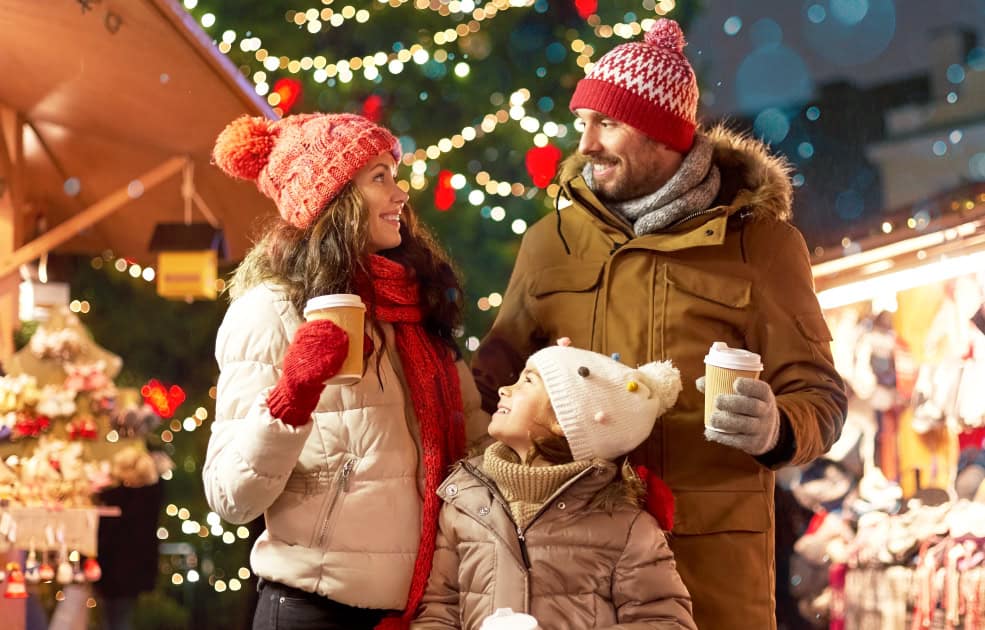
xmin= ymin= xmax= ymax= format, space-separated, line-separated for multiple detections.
xmin=559 ymin=122 xmax=793 ymax=222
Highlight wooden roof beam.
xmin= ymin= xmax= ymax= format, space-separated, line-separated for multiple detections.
xmin=0 ymin=155 xmax=188 ymax=278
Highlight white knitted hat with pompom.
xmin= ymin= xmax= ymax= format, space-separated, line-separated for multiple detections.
xmin=529 ymin=343 xmax=682 ymax=461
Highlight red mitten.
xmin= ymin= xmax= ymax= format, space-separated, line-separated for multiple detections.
xmin=636 ymin=465 xmax=675 ymax=531
xmin=266 ymin=320 xmax=349 ymax=426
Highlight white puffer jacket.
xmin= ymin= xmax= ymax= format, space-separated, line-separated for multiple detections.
xmin=204 ymin=283 xmax=488 ymax=609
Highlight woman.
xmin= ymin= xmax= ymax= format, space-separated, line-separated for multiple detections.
xmin=203 ymin=113 xmax=487 ymax=630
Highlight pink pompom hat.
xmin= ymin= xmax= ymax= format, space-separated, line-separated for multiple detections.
xmin=212 ymin=113 xmax=401 ymax=230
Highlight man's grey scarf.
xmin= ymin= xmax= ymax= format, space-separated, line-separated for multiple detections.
xmin=583 ymin=133 xmax=721 ymax=235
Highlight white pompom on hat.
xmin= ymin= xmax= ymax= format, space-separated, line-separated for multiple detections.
xmin=529 ymin=342 xmax=682 ymax=461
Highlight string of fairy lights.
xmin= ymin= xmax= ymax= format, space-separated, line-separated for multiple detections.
xmin=185 ymin=0 xmax=667 ymax=220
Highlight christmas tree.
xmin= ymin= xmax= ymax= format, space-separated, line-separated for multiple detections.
xmin=183 ymin=0 xmax=701 ymax=349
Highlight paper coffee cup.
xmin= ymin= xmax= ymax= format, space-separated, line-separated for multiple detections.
xmin=703 ymin=341 xmax=763 ymax=433
xmin=303 ymin=294 xmax=366 ymax=385
xmin=480 ymin=608 xmax=540 ymax=630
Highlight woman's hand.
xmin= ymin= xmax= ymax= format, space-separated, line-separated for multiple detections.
xmin=266 ymin=319 xmax=349 ymax=426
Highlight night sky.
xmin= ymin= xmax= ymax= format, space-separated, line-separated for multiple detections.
xmin=686 ymin=0 xmax=985 ymax=116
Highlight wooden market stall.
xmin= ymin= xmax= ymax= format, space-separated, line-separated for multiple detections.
xmin=0 ymin=1 xmax=275 ymax=624
xmin=0 ymin=0 xmax=276 ymax=358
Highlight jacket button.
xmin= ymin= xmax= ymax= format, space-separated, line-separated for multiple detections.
xmin=445 ymin=484 xmax=458 ymax=497
xmin=556 ymin=501 xmax=566 ymax=510
xmin=705 ymin=229 xmax=714 ymax=236
xmin=478 ymin=506 xmax=490 ymax=516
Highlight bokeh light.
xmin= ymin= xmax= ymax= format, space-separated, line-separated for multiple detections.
xmin=753 ymin=108 xmax=790 ymax=144
xmin=803 ymin=0 xmax=895 ymax=66
xmin=737 ymin=47 xmax=813 ymax=112
xmin=835 ymin=190 xmax=864 ymax=220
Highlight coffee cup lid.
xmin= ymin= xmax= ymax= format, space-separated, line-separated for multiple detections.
xmin=303 ymin=294 xmax=365 ymax=317
xmin=704 ymin=341 xmax=763 ymax=372
xmin=480 ymin=608 xmax=539 ymax=630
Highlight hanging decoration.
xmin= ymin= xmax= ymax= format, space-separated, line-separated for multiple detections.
xmin=362 ymin=94 xmax=384 ymax=123
xmin=434 ymin=169 xmax=456 ymax=211
xmin=272 ymin=77 xmax=303 ymax=114
xmin=525 ymin=144 xmax=563 ymax=188
xmin=140 ymin=380 xmax=186 ymax=419
xmin=574 ymin=0 xmax=598 ymax=19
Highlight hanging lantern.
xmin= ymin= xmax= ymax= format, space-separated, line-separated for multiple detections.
xmin=148 ymin=161 xmax=227 ymax=301
xmin=525 ymin=144 xmax=563 ymax=188
xmin=434 ymin=170 xmax=456 ymax=211
xmin=148 ymin=223 xmax=226 ymax=301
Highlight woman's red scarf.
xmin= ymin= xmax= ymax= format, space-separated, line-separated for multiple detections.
xmin=359 ymin=255 xmax=465 ymax=629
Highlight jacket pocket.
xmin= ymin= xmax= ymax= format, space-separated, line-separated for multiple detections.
xmin=272 ymin=456 xmax=359 ymax=549
xmin=662 ymin=264 xmax=752 ymax=359
xmin=312 ymin=455 xmax=359 ymax=548
xmin=666 ymin=264 xmax=751 ymax=309
xmin=671 ymin=489 xmax=770 ymax=535
xmin=528 ymin=262 xmax=604 ymax=343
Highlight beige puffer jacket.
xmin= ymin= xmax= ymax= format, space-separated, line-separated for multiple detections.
xmin=204 ymin=283 xmax=488 ymax=610
xmin=412 ymin=456 xmax=696 ymax=629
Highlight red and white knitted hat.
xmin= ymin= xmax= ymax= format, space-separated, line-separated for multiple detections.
xmin=569 ymin=18 xmax=698 ymax=153
xmin=213 ymin=113 xmax=400 ymax=229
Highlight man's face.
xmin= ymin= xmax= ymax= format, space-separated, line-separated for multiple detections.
xmin=574 ymin=109 xmax=683 ymax=202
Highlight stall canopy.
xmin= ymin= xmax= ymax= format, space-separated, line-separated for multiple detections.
xmin=0 ymin=0 xmax=276 ymax=278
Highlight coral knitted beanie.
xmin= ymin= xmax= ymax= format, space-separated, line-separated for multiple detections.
xmin=569 ymin=18 xmax=698 ymax=153
xmin=212 ymin=113 xmax=401 ymax=229
xmin=529 ymin=345 xmax=682 ymax=462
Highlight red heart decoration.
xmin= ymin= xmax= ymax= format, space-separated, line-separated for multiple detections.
xmin=525 ymin=144 xmax=563 ymax=188
xmin=141 ymin=379 xmax=186 ymax=419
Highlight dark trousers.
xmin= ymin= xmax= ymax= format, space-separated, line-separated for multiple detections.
xmin=253 ymin=579 xmax=392 ymax=630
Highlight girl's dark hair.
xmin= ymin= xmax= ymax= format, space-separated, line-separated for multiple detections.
xmin=229 ymin=182 xmax=463 ymax=358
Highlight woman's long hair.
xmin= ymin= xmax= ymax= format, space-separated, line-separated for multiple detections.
xmin=228 ymin=182 xmax=463 ymax=357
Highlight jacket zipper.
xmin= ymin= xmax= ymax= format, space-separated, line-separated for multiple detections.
xmin=315 ymin=456 xmax=356 ymax=547
xmin=460 ymin=462 xmax=598 ymax=570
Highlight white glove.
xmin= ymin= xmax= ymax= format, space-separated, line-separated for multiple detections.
xmin=697 ymin=376 xmax=781 ymax=456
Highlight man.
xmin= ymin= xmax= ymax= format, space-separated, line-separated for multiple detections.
xmin=471 ymin=17 xmax=847 ymax=630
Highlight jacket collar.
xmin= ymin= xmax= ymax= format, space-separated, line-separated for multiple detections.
xmin=557 ymin=123 xmax=794 ymax=250
xmin=439 ymin=456 xmax=621 ymax=523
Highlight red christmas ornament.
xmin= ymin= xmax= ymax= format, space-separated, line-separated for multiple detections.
xmin=434 ymin=169 xmax=456 ymax=211
xmin=362 ymin=94 xmax=384 ymax=122
xmin=140 ymin=379 xmax=186 ymax=419
xmin=272 ymin=78 xmax=303 ymax=114
xmin=574 ymin=0 xmax=597 ymax=19
xmin=524 ymin=144 xmax=563 ymax=188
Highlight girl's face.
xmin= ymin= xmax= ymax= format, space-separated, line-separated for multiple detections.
xmin=354 ymin=152 xmax=409 ymax=254
xmin=489 ymin=361 xmax=559 ymax=461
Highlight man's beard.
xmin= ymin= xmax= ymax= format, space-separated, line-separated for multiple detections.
xmin=585 ymin=159 xmax=642 ymax=202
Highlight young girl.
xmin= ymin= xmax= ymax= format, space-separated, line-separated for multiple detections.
xmin=413 ymin=341 xmax=697 ymax=629
xmin=204 ymin=113 xmax=488 ymax=630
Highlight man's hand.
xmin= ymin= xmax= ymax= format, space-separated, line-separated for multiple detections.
xmin=697 ymin=376 xmax=780 ymax=456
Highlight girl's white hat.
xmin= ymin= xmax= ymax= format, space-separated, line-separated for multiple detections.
xmin=529 ymin=341 xmax=682 ymax=461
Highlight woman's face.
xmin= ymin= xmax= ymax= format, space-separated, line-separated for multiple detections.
xmin=489 ymin=361 xmax=559 ymax=461
xmin=354 ymin=152 xmax=409 ymax=254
